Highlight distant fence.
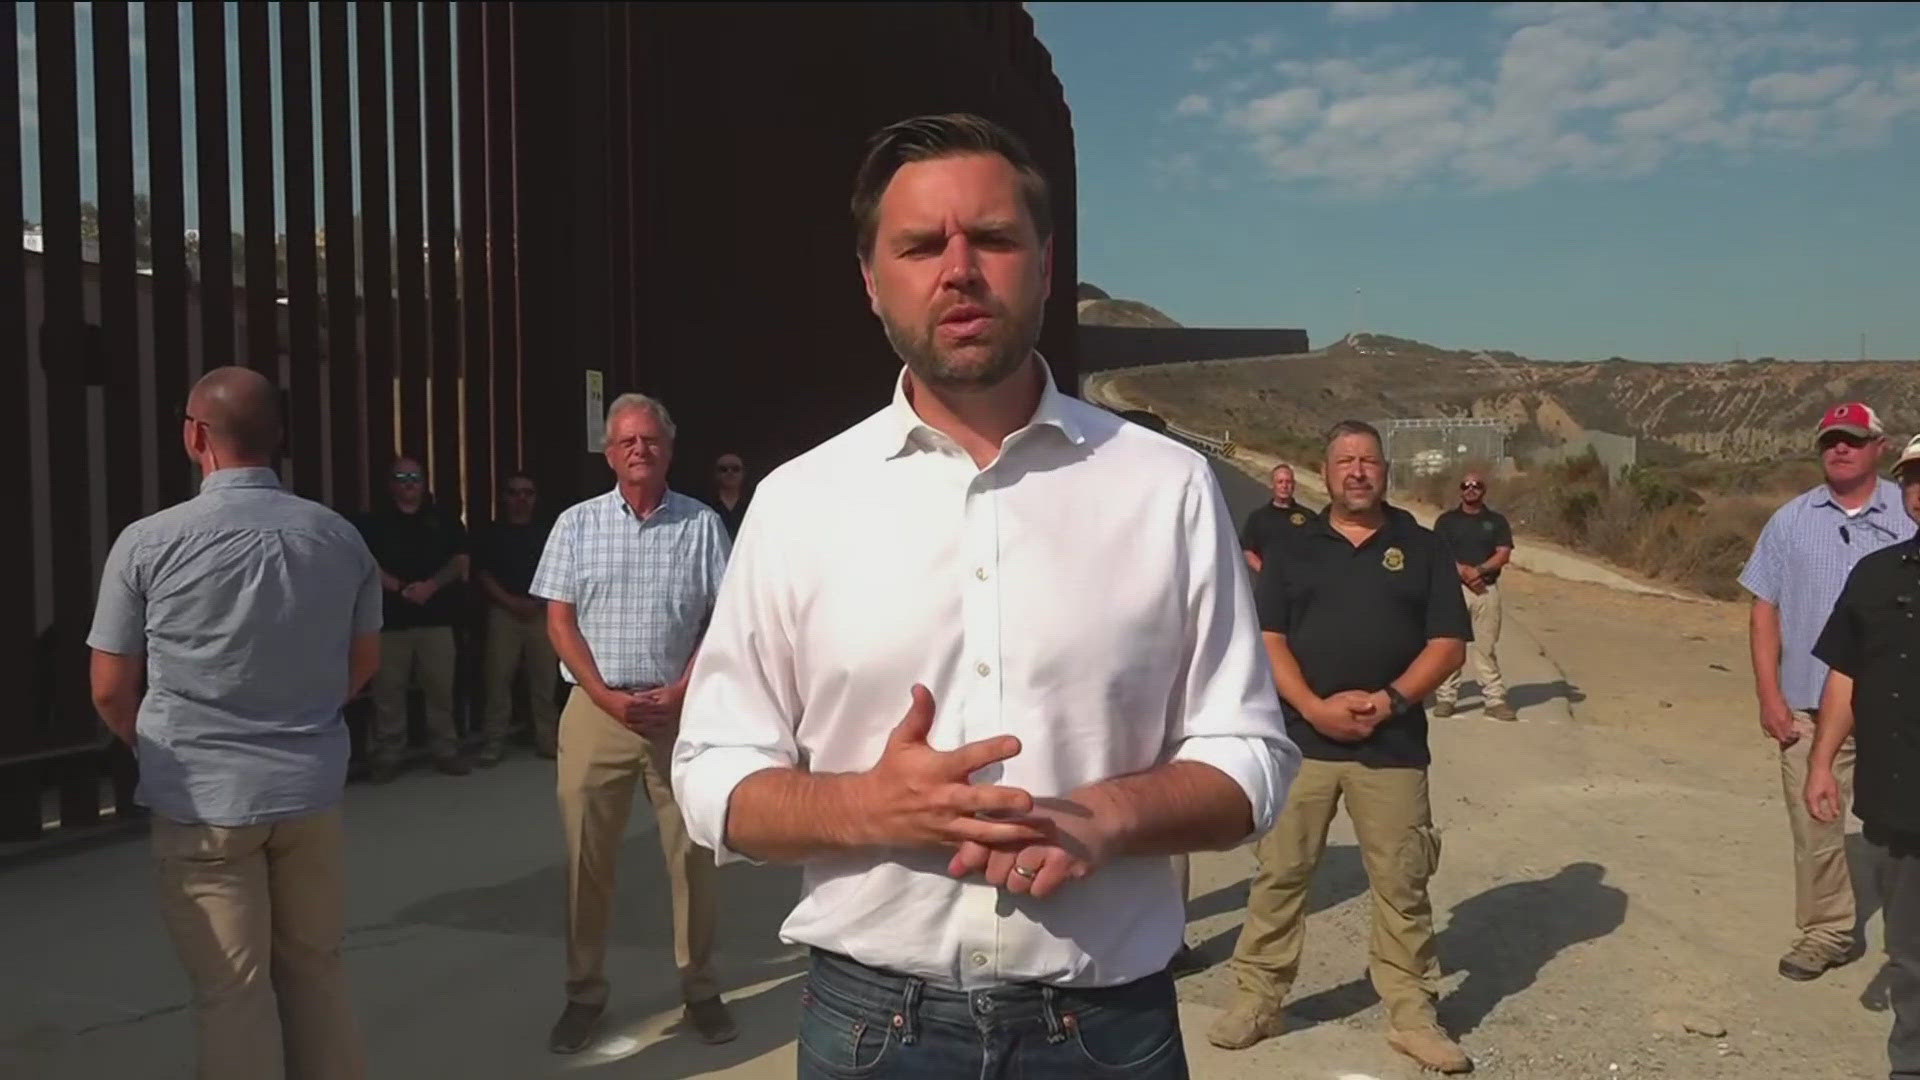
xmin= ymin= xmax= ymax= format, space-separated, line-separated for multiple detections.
xmin=1377 ymin=417 xmax=1509 ymax=484
xmin=1079 ymin=325 xmax=1310 ymax=373
xmin=1521 ymin=430 xmax=1639 ymax=474
xmin=1108 ymin=406 xmax=1235 ymax=460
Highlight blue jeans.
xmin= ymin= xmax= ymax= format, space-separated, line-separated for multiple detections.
xmin=796 ymin=950 xmax=1190 ymax=1079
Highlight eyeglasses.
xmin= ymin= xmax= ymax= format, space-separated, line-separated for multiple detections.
xmin=392 ymin=472 xmax=424 ymax=483
xmin=1461 ymin=481 xmax=1485 ymax=491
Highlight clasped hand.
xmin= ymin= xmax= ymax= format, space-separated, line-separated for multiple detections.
xmin=858 ymin=685 xmax=1116 ymax=900
xmin=1305 ymin=689 xmax=1388 ymax=742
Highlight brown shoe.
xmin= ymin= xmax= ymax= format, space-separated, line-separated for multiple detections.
xmin=684 ymin=996 xmax=737 ymax=1044
xmin=434 ymin=755 xmax=472 ymax=777
xmin=548 ymin=1001 xmax=603 ymax=1054
xmin=1206 ymin=996 xmax=1286 ymax=1050
xmin=1431 ymin=700 xmax=1455 ymax=719
xmin=1486 ymin=702 xmax=1519 ymax=722
xmin=1388 ymin=1026 xmax=1473 ymax=1073
xmin=1779 ymin=936 xmax=1849 ymax=981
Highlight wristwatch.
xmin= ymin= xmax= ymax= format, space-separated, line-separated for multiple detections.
xmin=1383 ymin=686 xmax=1411 ymax=716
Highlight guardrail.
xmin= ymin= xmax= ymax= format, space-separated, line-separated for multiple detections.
xmin=1164 ymin=420 xmax=1236 ymax=459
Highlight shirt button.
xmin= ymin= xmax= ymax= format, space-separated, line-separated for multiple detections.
xmin=971 ymin=951 xmax=988 ymax=968
xmin=977 ymin=662 xmax=991 ymax=677
xmin=975 ymin=567 xmax=989 ymax=581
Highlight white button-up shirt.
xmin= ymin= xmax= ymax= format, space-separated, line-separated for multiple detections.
xmin=672 ymin=363 xmax=1298 ymax=989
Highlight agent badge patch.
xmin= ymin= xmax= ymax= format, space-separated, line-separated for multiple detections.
xmin=1382 ymin=546 xmax=1406 ymax=572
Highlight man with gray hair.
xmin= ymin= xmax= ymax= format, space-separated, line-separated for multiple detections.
xmin=530 ymin=392 xmax=736 ymax=1054
xmin=89 ymin=366 xmax=378 ymax=1078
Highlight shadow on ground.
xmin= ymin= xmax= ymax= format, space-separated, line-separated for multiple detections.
xmin=1508 ymin=679 xmax=1587 ymax=709
xmin=581 ymin=973 xmax=806 ymax=1075
xmin=1281 ymin=861 xmax=1628 ymax=1036
xmin=1181 ymin=844 xmax=1368 ymax=972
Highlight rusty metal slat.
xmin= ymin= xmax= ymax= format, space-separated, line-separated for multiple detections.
xmin=282 ymin=3 xmax=323 ymax=500
xmin=484 ymin=2 xmax=520 ymax=479
xmin=456 ymin=2 xmax=492 ymax=523
xmin=193 ymin=0 xmax=235 ymax=370
xmin=0 ymin=2 xmax=34 ymax=835
xmin=238 ymin=3 xmax=278 ymax=371
xmin=357 ymin=2 xmax=396 ymax=473
xmin=145 ymin=2 xmax=191 ymax=506
xmin=93 ymin=3 xmax=143 ymax=534
xmin=391 ymin=2 xmax=428 ymax=470
xmin=423 ymin=3 xmax=461 ymax=517
xmin=35 ymin=0 xmax=101 ymax=827
xmin=318 ymin=3 xmax=361 ymax=511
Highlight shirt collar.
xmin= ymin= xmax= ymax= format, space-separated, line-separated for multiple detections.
xmin=1812 ymin=480 xmax=1893 ymax=515
xmin=606 ymin=485 xmax=680 ymax=521
xmin=876 ymin=353 xmax=1085 ymax=459
xmin=199 ymin=466 xmax=282 ymax=494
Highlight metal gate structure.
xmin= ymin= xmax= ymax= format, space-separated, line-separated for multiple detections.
xmin=4 ymin=2 xmax=1077 ymax=839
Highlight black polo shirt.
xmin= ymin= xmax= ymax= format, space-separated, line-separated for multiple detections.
xmin=1812 ymin=537 xmax=1920 ymax=838
xmin=1433 ymin=507 xmax=1514 ymax=584
xmin=474 ymin=519 xmax=551 ymax=598
xmin=355 ymin=505 xmax=468 ymax=630
xmin=1256 ymin=506 xmax=1472 ymax=768
xmin=706 ymin=488 xmax=753 ymax=540
xmin=1241 ymin=501 xmax=1314 ymax=563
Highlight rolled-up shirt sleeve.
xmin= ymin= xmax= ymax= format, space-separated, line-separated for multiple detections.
xmin=673 ymin=490 xmax=804 ymax=865
xmin=1166 ymin=464 xmax=1300 ymax=839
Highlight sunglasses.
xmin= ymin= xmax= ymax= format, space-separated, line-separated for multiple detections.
xmin=392 ymin=472 xmax=424 ymax=483
xmin=1461 ymin=481 xmax=1485 ymax=491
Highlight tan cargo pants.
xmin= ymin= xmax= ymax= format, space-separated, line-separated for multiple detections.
xmin=370 ymin=626 xmax=459 ymax=764
xmin=1437 ymin=583 xmax=1505 ymax=709
xmin=558 ymin=686 xmax=718 ymax=1008
xmin=152 ymin=808 xmax=365 ymax=1080
xmin=482 ymin=605 xmax=559 ymax=756
xmin=1228 ymin=758 xmax=1444 ymax=1030
xmin=1782 ymin=711 xmax=1857 ymax=952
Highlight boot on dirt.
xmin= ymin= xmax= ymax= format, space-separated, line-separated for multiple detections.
xmin=1388 ymin=1025 xmax=1474 ymax=1073
xmin=1486 ymin=702 xmax=1518 ymax=722
xmin=1778 ymin=936 xmax=1851 ymax=981
xmin=1431 ymin=699 xmax=1455 ymax=718
xmin=1206 ymin=997 xmax=1287 ymax=1050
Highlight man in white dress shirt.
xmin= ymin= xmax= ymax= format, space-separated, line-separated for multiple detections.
xmin=672 ymin=113 xmax=1300 ymax=1079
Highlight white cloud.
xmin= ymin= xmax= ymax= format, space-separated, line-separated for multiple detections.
xmin=1176 ymin=93 xmax=1213 ymax=117
xmin=1178 ymin=2 xmax=1920 ymax=196
xmin=1329 ymin=2 xmax=1417 ymax=24
xmin=1748 ymin=64 xmax=1860 ymax=104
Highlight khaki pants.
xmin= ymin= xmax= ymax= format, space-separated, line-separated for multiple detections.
xmin=371 ymin=627 xmax=459 ymax=764
xmin=482 ymin=606 xmax=559 ymax=755
xmin=1781 ymin=711 xmax=1856 ymax=951
xmin=152 ymin=808 xmax=364 ymax=1080
xmin=558 ymin=686 xmax=718 ymax=1007
xmin=1437 ymin=583 xmax=1505 ymax=709
xmin=1229 ymin=758 xmax=1443 ymax=1031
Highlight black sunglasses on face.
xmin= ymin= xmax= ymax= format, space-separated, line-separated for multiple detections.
xmin=392 ymin=472 xmax=424 ymax=483
xmin=1461 ymin=482 xmax=1485 ymax=490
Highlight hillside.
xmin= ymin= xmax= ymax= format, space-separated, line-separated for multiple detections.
xmin=1112 ymin=332 xmax=1920 ymax=464
xmin=1077 ymin=281 xmax=1182 ymax=329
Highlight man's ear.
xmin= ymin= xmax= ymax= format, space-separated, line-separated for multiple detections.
xmin=859 ymin=255 xmax=881 ymax=317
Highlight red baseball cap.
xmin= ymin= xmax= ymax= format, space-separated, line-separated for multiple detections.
xmin=1816 ymin=402 xmax=1884 ymax=442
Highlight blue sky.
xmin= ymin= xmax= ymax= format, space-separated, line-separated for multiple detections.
xmin=1028 ymin=1 xmax=1920 ymax=361
xmin=16 ymin=2 xmax=427 ymax=236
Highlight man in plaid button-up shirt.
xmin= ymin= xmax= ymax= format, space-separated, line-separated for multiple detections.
xmin=531 ymin=392 xmax=734 ymax=1054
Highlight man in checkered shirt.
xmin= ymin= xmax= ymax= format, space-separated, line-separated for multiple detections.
xmin=530 ymin=393 xmax=735 ymax=1055
xmin=1741 ymin=401 xmax=1915 ymax=984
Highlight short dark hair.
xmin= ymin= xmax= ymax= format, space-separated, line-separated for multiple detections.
xmin=502 ymin=470 xmax=535 ymax=490
xmin=850 ymin=113 xmax=1053 ymax=261
xmin=1324 ymin=419 xmax=1384 ymax=454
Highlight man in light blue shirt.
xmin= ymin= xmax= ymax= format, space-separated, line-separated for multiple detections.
xmin=1741 ymin=401 xmax=1915 ymax=983
xmin=88 ymin=366 xmax=382 ymax=1080
xmin=531 ymin=392 xmax=734 ymax=1054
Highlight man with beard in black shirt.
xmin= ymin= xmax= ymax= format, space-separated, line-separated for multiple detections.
xmin=1432 ymin=470 xmax=1517 ymax=722
xmin=475 ymin=472 xmax=560 ymax=763
xmin=1807 ymin=433 xmax=1920 ymax=1080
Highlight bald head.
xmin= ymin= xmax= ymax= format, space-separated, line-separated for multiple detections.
xmin=188 ymin=366 xmax=282 ymax=459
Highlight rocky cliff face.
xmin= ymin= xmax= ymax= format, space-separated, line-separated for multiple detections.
xmin=1111 ymin=333 xmax=1920 ymax=463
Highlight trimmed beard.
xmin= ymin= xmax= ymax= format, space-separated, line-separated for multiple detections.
xmin=881 ymin=302 xmax=1041 ymax=392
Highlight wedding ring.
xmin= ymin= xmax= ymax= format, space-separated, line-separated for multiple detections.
xmin=1013 ymin=865 xmax=1038 ymax=879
